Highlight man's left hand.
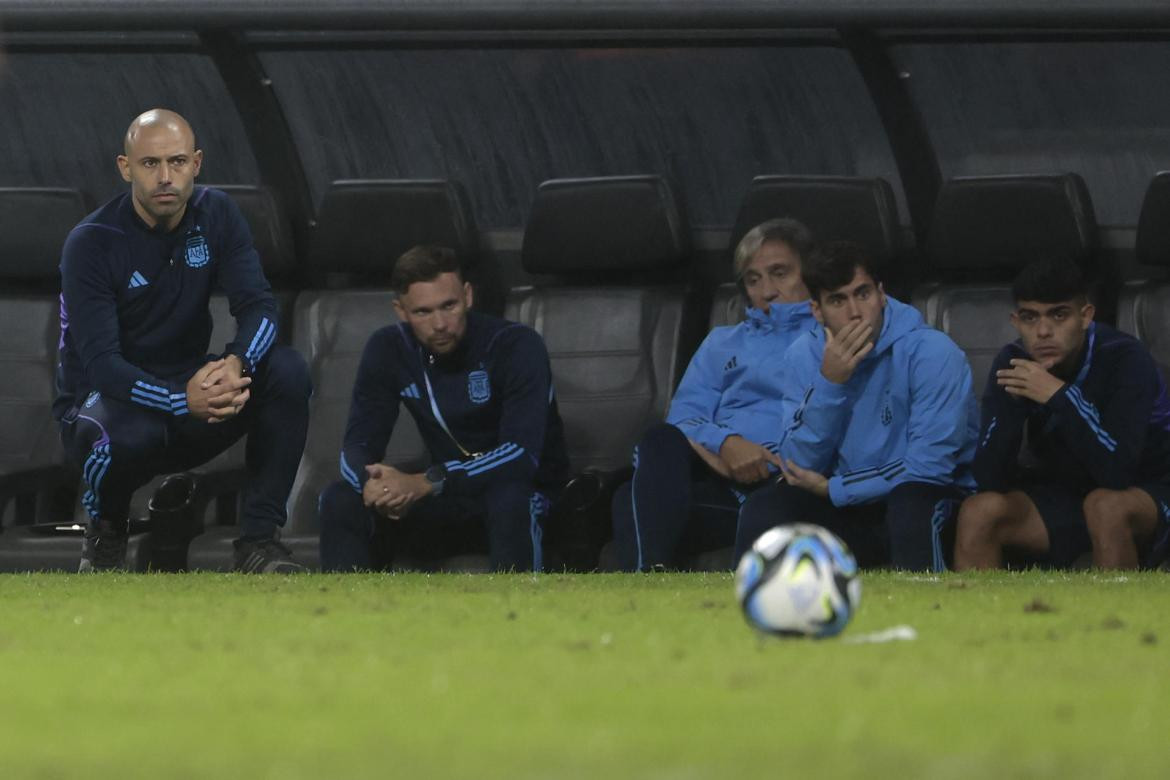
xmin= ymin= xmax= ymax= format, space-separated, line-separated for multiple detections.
xmin=365 ymin=464 xmax=432 ymax=519
xmin=779 ymin=458 xmax=829 ymax=498
xmin=996 ymin=358 xmax=1065 ymax=404
xmin=201 ymin=354 xmax=251 ymax=423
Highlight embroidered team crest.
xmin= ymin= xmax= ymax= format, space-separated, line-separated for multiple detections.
xmin=468 ymin=370 xmax=491 ymax=404
xmin=185 ymin=232 xmax=211 ymax=268
xmin=84 ymin=391 xmax=101 ymax=408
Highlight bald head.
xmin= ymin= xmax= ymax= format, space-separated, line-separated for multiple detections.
xmin=117 ymin=109 xmax=203 ymax=231
xmin=124 ymin=109 xmax=196 ymax=156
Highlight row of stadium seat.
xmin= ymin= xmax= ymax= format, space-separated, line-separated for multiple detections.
xmin=1 ymin=170 xmax=1169 ymax=571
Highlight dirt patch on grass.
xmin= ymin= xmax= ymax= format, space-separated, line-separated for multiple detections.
xmin=1024 ymin=597 xmax=1055 ymax=613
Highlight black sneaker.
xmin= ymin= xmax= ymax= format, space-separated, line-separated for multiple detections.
xmin=79 ymin=521 xmax=129 ymax=573
xmin=233 ymin=538 xmax=306 ymax=574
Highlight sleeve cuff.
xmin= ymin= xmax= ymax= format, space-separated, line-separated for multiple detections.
xmin=827 ymin=476 xmax=847 ymax=506
xmin=168 ymin=381 xmax=189 ymax=417
xmin=1043 ymin=383 xmax=1071 ymax=411
xmin=226 ymin=349 xmax=255 ymax=376
xmin=812 ymin=370 xmax=851 ymax=398
xmin=693 ymin=424 xmax=733 ymax=455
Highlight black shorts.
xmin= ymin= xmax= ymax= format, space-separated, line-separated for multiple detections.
xmin=1025 ymin=483 xmax=1170 ymax=568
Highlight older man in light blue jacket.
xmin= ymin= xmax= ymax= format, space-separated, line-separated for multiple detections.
xmin=611 ymin=218 xmax=817 ymax=571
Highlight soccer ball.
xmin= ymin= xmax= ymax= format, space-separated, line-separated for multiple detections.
xmin=734 ymin=523 xmax=861 ymax=638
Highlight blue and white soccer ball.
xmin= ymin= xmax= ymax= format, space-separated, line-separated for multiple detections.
xmin=734 ymin=523 xmax=861 ymax=638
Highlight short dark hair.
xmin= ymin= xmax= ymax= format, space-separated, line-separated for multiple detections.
xmin=1011 ymin=258 xmax=1088 ymax=304
xmin=390 ymin=245 xmax=462 ymax=295
xmin=801 ymin=240 xmax=881 ymax=302
xmin=733 ymin=217 xmax=815 ymax=279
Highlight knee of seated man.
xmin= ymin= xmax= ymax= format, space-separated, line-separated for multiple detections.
xmin=319 ymin=480 xmax=367 ymax=528
xmin=260 ymin=345 xmax=312 ymax=398
xmin=957 ymin=492 xmax=1015 ymax=538
xmin=1082 ymin=488 xmax=1141 ymax=535
xmin=638 ymin=421 xmax=688 ymax=453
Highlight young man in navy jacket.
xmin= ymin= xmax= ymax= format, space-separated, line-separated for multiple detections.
xmin=955 ymin=259 xmax=1170 ymax=569
xmin=56 ymin=109 xmax=311 ymax=572
xmin=318 ymin=245 xmax=569 ymax=572
xmin=736 ymin=241 xmax=978 ymax=571
xmin=610 ymin=218 xmax=818 ymax=571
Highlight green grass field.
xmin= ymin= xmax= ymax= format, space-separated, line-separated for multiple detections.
xmin=0 ymin=571 xmax=1166 ymax=779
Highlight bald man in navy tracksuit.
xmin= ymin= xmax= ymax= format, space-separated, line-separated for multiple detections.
xmin=318 ymin=245 xmax=569 ymax=572
xmin=55 ymin=109 xmax=311 ymax=572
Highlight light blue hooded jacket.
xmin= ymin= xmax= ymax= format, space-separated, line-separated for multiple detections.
xmin=776 ymin=296 xmax=978 ymax=505
xmin=667 ymin=300 xmax=816 ymax=459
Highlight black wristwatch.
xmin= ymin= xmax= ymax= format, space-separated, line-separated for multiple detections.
xmin=424 ymin=464 xmax=447 ymax=496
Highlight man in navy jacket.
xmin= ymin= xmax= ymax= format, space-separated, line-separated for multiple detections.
xmin=955 ymin=258 xmax=1170 ymax=569
xmin=56 ymin=109 xmax=311 ymax=572
xmin=318 ymin=245 xmax=569 ymax=572
xmin=610 ymin=218 xmax=817 ymax=571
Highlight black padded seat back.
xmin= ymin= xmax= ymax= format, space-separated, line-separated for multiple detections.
xmin=522 ymin=176 xmax=688 ymax=275
xmin=0 ymin=295 xmax=68 ymax=480
xmin=729 ymin=176 xmax=900 ymax=263
xmin=0 ymin=188 xmax=90 ymax=283
xmin=514 ymin=175 xmax=691 ymax=473
xmin=209 ymin=185 xmax=297 ymax=285
xmin=507 ymin=287 xmax=685 ymax=473
xmin=1136 ymin=172 xmax=1170 ymax=268
xmin=308 ymin=180 xmax=476 ymax=282
xmin=709 ymin=283 xmax=746 ymax=330
xmin=1118 ymin=283 xmax=1170 ymax=381
xmin=912 ymin=284 xmax=1018 ymax=399
xmin=927 ymin=174 xmax=1097 ymax=275
xmin=916 ymin=174 xmax=1099 ymax=398
xmin=285 ymin=290 xmax=428 ymax=534
xmin=1119 ymin=173 xmax=1170 ymax=379
xmin=0 ymin=189 xmax=90 ymax=481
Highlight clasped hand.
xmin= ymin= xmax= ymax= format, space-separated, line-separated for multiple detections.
xmin=186 ymin=356 xmax=251 ymax=423
xmin=717 ymin=435 xmax=783 ymax=484
xmin=779 ymin=458 xmax=829 ymax=498
xmin=363 ymin=464 xmax=424 ymax=519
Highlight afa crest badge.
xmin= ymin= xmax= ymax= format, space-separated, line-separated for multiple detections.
xmin=185 ymin=232 xmax=211 ymax=268
xmin=468 ymin=370 xmax=491 ymax=404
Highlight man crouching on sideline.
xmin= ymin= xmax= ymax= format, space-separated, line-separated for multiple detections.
xmin=955 ymin=258 xmax=1170 ymax=570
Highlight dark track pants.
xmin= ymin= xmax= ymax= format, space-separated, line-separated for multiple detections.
xmin=60 ymin=346 xmax=311 ymax=541
xmin=610 ymin=422 xmax=755 ymax=572
xmin=735 ymin=480 xmax=964 ymax=572
xmin=318 ymin=479 xmax=551 ymax=572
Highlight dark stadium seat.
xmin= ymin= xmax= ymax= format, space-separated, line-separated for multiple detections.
xmin=510 ymin=175 xmax=690 ymax=473
xmin=1118 ymin=172 xmax=1170 ymax=379
xmin=508 ymin=176 xmax=690 ymax=568
xmin=0 ymin=188 xmax=89 ymax=531
xmin=914 ymin=174 xmax=1099 ymax=397
xmin=187 ymin=180 xmax=473 ymax=571
xmin=714 ymin=175 xmax=903 ymax=329
xmin=730 ymin=175 xmax=901 ymax=267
